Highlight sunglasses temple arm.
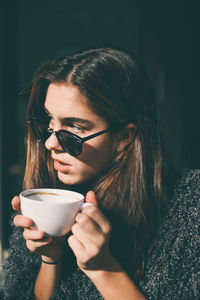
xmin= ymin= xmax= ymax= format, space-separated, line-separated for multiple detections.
xmin=81 ymin=128 xmax=111 ymax=142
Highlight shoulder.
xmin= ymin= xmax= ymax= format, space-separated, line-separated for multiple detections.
xmin=162 ymin=168 xmax=200 ymax=253
xmin=156 ymin=168 xmax=200 ymax=244
xmin=165 ymin=169 xmax=200 ymax=241
xmin=165 ymin=168 xmax=200 ymax=226
xmin=173 ymin=168 xmax=200 ymax=201
xmin=138 ymin=169 xmax=200 ymax=299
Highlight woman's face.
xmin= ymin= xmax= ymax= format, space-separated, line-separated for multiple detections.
xmin=44 ymin=83 xmax=117 ymax=186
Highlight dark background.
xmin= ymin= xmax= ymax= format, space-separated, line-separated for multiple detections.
xmin=0 ymin=0 xmax=199 ymax=251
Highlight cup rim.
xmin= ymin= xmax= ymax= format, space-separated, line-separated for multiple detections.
xmin=20 ymin=188 xmax=84 ymax=203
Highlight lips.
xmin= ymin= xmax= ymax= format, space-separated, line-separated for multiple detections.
xmin=52 ymin=158 xmax=71 ymax=173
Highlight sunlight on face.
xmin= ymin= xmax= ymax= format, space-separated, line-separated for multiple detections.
xmin=44 ymin=83 xmax=117 ymax=186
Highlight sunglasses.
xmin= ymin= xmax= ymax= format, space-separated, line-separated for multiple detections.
xmin=28 ymin=117 xmax=113 ymax=157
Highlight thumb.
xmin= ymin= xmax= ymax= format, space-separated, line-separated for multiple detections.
xmin=85 ymin=190 xmax=98 ymax=205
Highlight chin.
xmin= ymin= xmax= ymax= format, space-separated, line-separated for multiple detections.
xmin=57 ymin=171 xmax=86 ymax=186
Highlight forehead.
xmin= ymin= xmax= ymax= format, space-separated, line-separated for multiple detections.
xmin=45 ymin=83 xmax=87 ymax=115
xmin=44 ymin=83 xmax=107 ymax=126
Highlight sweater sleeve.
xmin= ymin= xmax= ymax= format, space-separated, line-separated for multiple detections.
xmin=0 ymin=222 xmax=41 ymax=300
xmin=138 ymin=169 xmax=200 ymax=300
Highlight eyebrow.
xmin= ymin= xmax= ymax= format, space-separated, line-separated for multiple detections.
xmin=44 ymin=106 xmax=94 ymax=127
xmin=62 ymin=117 xmax=94 ymax=127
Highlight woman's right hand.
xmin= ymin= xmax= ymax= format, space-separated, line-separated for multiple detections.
xmin=12 ymin=196 xmax=66 ymax=261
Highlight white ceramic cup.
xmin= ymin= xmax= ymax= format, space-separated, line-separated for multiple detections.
xmin=20 ymin=188 xmax=92 ymax=237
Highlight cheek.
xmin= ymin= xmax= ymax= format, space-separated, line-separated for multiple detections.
xmin=57 ymin=136 xmax=116 ymax=185
xmin=83 ymin=138 xmax=114 ymax=165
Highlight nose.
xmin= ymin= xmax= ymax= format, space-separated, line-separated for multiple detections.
xmin=45 ymin=132 xmax=63 ymax=151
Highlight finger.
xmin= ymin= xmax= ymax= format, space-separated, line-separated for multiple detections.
xmin=72 ymin=220 xmax=105 ymax=248
xmin=75 ymin=212 xmax=101 ymax=234
xmin=26 ymin=237 xmax=53 ymax=251
xmin=68 ymin=234 xmax=86 ymax=261
xmin=11 ymin=196 xmax=21 ymax=213
xmin=81 ymin=205 xmax=111 ymax=235
xmin=23 ymin=229 xmax=47 ymax=241
xmin=14 ymin=214 xmax=33 ymax=228
xmin=85 ymin=190 xmax=98 ymax=205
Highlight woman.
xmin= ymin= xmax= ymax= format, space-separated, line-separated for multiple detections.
xmin=0 ymin=47 xmax=199 ymax=299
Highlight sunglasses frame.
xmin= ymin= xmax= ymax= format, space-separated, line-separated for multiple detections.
xmin=28 ymin=117 xmax=112 ymax=156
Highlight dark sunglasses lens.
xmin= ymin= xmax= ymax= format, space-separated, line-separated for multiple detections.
xmin=58 ymin=131 xmax=82 ymax=156
xmin=30 ymin=119 xmax=50 ymax=143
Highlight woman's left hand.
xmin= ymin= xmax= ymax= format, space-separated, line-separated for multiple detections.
xmin=68 ymin=190 xmax=113 ymax=272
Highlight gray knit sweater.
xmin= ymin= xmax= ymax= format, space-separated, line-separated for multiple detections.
xmin=0 ymin=169 xmax=199 ymax=299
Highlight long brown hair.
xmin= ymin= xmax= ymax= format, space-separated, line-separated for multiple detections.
xmin=24 ymin=47 xmax=167 ymax=277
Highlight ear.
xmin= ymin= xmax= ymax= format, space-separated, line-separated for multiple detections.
xmin=117 ymin=123 xmax=137 ymax=152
